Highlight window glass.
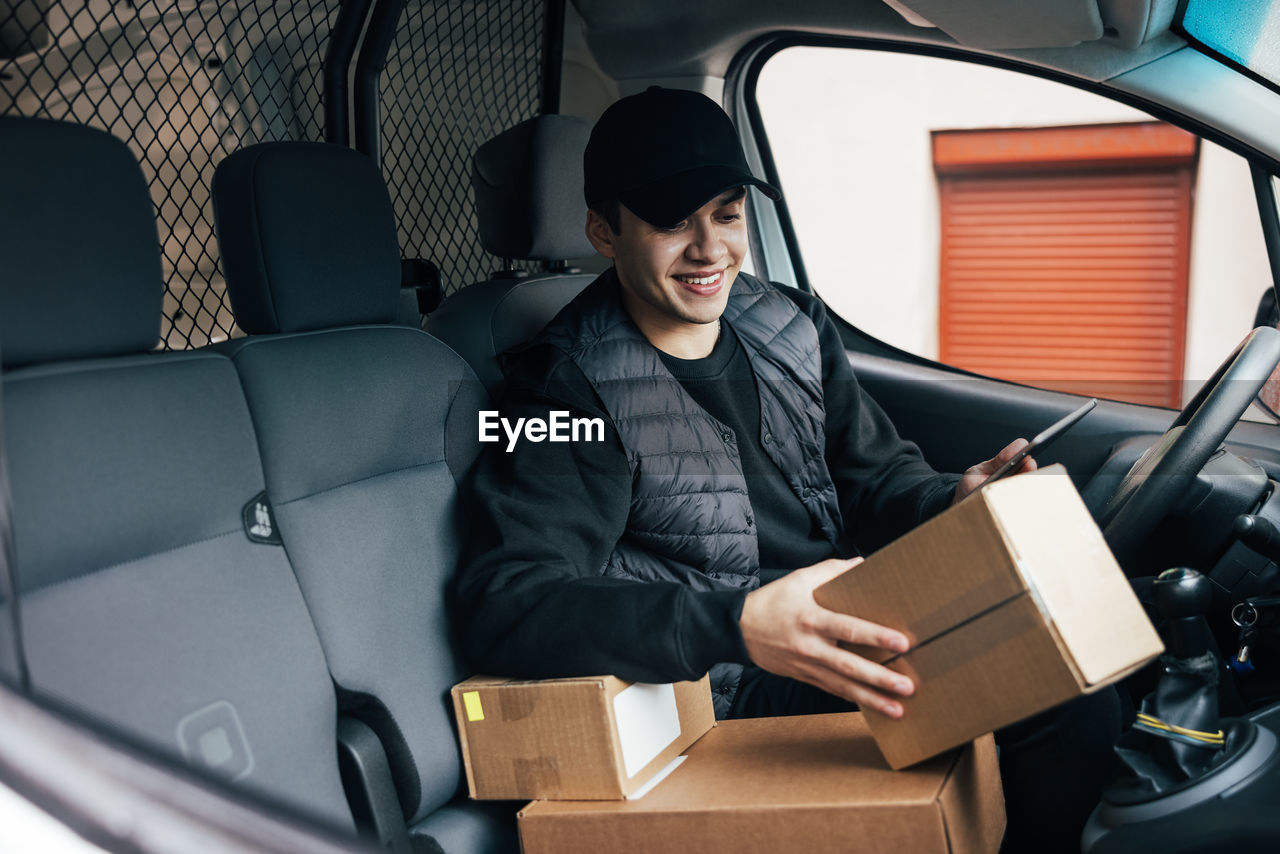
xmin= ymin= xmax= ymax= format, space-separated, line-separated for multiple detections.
xmin=755 ymin=47 xmax=1271 ymax=408
xmin=1179 ymin=0 xmax=1280 ymax=89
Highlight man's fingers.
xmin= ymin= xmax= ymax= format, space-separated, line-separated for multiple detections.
xmin=998 ymin=437 xmax=1030 ymax=460
xmin=739 ymin=559 xmax=914 ymax=719
xmin=807 ymin=641 xmax=914 ymax=698
xmin=799 ymin=661 xmax=907 ymax=718
xmin=794 ymin=556 xmax=863 ymax=587
xmin=978 ymin=437 xmax=1029 ymax=474
xmin=809 ymin=608 xmax=908 ymax=654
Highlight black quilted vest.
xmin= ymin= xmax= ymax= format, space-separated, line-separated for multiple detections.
xmin=536 ymin=270 xmax=843 ymax=716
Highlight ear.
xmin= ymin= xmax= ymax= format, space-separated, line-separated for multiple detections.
xmin=585 ymin=210 xmax=617 ymax=259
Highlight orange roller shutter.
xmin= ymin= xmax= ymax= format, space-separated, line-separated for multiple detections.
xmin=934 ymin=123 xmax=1198 ymax=408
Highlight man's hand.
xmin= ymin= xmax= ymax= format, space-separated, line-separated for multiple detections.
xmin=952 ymin=438 xmax=1037 ymax=505
xmin=739 ymin=558 xmax=914 ymax=718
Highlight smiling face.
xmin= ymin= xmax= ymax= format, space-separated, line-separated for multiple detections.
xmin=586 ymin=187 xmax=748 ymax=358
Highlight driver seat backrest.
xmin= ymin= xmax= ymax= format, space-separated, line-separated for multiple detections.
xmin=424 ymin=114 xmax=596 ymax=395
xmin=0 ymin=117 xmax=354 ymax=829
xmin=211 ymin=141 xmax=511 ymax=853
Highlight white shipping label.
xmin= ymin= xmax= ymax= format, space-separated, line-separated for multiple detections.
xmin=612 ymin=682 xmax=682 ymax=779
xmin=626 ymin=755 xmax=686 ymax=800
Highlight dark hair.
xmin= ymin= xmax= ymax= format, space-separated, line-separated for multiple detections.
xmin=589 ymin=198 xmax=622 ymax=235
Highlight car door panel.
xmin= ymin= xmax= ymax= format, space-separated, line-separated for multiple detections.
xmin=849 ymin=350 xmax=1280 ymax=516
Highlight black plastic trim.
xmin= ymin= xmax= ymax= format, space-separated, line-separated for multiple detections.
xmin=336 ymin=717 xmax=413 ymax=852
xmin=540 ymin=0 xmax=566 ymax=114
xmin=353 ymin=0 xmax=407 ymax=160
xmin=0 ymin=371 xmax=28 ymax=693
xmin=1251 ymin=163 xmax=1280 ymax=298
xmin=726 ymin=41 xmax=810 ymax=293
xmin=323 ymin=0 xmax=374 ymax=146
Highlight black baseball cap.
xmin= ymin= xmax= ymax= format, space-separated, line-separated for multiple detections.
xmin=583 ymin=86 xmax=782 ymax=228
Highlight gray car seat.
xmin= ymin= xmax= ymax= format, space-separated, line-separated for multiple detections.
xmin=211 ymin=141 xmax=511 ymax=854
xmin=0 ymin=117 xmax=355 ymax=830
xmin=424 ymin=114 xmax=596 ymax=395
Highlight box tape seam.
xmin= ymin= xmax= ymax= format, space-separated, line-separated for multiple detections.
xmin=881 ymin=591 xmax=1026 ymax=665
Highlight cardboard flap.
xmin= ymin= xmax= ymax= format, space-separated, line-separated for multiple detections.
xmin=610 ymin=682 xmax=684 ymax=779
xmin=983 ymin=467 xmax=1164 ymax=686
xmin=936 ymin=731 xmax=1006 ymax=853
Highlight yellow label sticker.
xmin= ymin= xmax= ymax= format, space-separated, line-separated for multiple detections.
xmin=463 ymin=691 xmax=484 ymax=722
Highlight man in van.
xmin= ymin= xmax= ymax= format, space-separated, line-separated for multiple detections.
xmin=455 ymin=86 xmax=1119 ymax=853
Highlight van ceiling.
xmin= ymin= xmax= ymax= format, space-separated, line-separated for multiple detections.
xmin=571 ymin=0 xmax=1186 ymax=84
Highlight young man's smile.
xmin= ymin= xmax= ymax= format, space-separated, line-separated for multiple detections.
xmin=586 ymin=186 xmax=748 ymax=358
xmin=673 ymin=269 xmax=726 ymax=295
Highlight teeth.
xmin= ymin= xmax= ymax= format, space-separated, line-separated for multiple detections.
xmin=677 ymin=274 xmax=719 ymax=285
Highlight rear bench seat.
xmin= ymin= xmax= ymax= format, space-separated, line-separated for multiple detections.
xmin=1 ymin=120 xmax=514 ymax=851
xmin=0 ymin=117 xmax=354 ymax=829
xmin=211 ymin=141 xmax=511 ymax=853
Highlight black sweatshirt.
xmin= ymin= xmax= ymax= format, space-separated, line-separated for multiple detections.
xmin=454 ymin=282 xmax=960 ymax=684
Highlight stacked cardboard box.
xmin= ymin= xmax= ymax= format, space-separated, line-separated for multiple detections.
xmin=452 ymin=675 xmax=1003 ymax=853
xmin=518 ymin=713 xmax=1003 ymax=854
xmin=814 ymin=466 xmax=1163 ymax=768
xmin=451 ymin=674 xmax=714 ymax=800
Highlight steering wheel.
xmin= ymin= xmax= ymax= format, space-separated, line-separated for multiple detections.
xmin=1101 ymin=326 xmax=1280 ymax=565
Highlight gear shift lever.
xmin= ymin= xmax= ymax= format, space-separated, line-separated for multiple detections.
xmin=1107 ymin=569 xmax=1234 ymax=804
xmin=1132 ymin=569 xmax=1223 ymax=780
xmin=1152 ymin=568 xmax=1213 ymax=659
xmin=1084 ymin=568 xmax=1280 ymax=853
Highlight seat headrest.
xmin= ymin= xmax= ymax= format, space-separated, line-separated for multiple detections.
xmin=212 ymin=142 xmax=401 ymax=335
xmin=0 ymin=117 xmax=163 ymax=369
xmin=473 ymin=114 xmax=594 ymax=263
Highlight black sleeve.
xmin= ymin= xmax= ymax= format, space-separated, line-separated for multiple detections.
xmin=453 ymin=344 xmax=751 ymax=683
xmin=779 ymin=286 xmax=961 ymax=553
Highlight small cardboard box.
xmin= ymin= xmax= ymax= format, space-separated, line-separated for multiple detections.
xmin=815 ymin=466 xmax=1163 ymax=769
xmin=518 ymin=712 xmax=1004 ymax=854
xmin=451 ymin=674 xmax=714 ymax=800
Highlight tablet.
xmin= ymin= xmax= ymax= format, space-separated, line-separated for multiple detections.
xmin=979 ymin=398 xmax=1097 ymax=487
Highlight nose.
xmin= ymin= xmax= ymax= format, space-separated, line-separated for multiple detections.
xmin=685 ymin=216 xmax=726 ymax=263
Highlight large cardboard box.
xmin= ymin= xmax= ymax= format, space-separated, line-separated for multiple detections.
xmin=519 ymin=712 xmax=1004 ymax=854
xmin=815 ymin=466 xmax=1163 ymax=768
xmin=451 ymin=674 xmax=714 ymax=800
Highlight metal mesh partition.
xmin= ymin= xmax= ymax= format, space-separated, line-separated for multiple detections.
xmin=0 ymin=0 xmax=339 ymax=348
xmin=2 ymin=0 xmax=550 ymax=347
xmin=381 ymin=0 xmax=546 ymax=295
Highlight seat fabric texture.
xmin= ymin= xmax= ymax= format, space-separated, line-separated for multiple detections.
xmin=0 ymin=117 xmax=354 ymax=829
xmin=425 ymin=114 xmax=596 ymax=394
xmin=213 ymin=141 xmax=498 ymax=848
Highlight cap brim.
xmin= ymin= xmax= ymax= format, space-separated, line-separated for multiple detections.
xmin=618 ymin=165 xmax=781 ymax=228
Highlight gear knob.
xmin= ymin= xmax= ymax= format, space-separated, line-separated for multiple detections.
xmin=1153 ymin=568 xmax=1212 ymax=658
xmin=1153 ymin=568 xmax=1212 ymax=619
